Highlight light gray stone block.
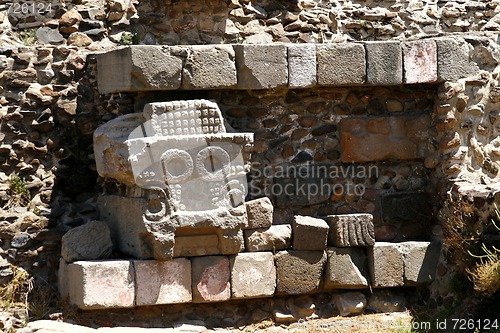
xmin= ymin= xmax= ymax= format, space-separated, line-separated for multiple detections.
xmin=191 ymin=256 xmax=231 ymax=303
xmin=182 ymin=45 xmax=237 ymax=89
xmin=402 ymin=40 xmax=437 ymax=84
xmin=325 ymin=247 xmax=369 ymax=289
xmin=96 ymin=46 xmax=185 ymax=94
xmin=274 ymin=250 xmax=326 ymax=295
xmin=333 ymin=292 xmax=367 ymax=316
xmin=65 ymin=260 xmax=135 ymax=309
xmin=61 ymin=220 xmax=113 ymax=262
xmin=326 ymin=214 xmax=375 ymax=247
xmin=97 ymin=195 xmax=153 ymax=259
xmin=245 ymin=197 xmax=273 ymax=229
xmin=317 ymin=43 xmax=365 ymax=85
xmin=234 ymin=44 xmax=288 ymax=89
xmin=134 ymin=259 xmax=192 ymax=305
xmin=365 ymin=41 xmax=402 ymax=85
xmin=401 ymin=241 xmax=441 ymax=285
xmin=292 ymin=215 xmax=329 ymax=251
xmin=244 ymin=224 xmax=292 ymax=252
xmin=230 ymin=252 xmax=276 ymax=299
xmin=435 ymin=38 xmax=479 ymax=82
xmin=93 ymin=113 xmax=145 ymax=186
xmin=288 ymin=44 xmax=317 ymax=88
xmin=368 ymin=242 xmax=404 ymax=287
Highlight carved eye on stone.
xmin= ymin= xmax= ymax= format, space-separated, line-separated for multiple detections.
xmin=196 ymin=146 xmax=231 ymax=182
xmin=144 ymin=187 xmax=167 ymax=222
xmin=160 ymin=149 xmax=194 ymax=184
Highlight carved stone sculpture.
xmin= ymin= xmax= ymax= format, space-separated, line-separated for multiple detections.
xmin=94 ymin=100 xmax=254 ymax=260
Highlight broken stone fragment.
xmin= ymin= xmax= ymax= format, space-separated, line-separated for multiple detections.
xmin=61 ymin=220 xmax=113 ymax=262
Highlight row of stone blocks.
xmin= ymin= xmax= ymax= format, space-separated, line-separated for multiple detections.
xmin=96 ymin=38 xmax=477 ymax=94
xmin=59 ymin=241 xmax=440 ymax=310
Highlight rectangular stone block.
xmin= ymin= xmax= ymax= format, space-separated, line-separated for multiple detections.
xmin=325 ymin=247 xmax=369 ymax=289
xmin=365 ymin=41 xmax=402 ymax=85
xmin=435 ymin=38 xmax=479 ymax=82
xmin=244 ymin=224 xmax=292 ymax=252
xmin=173 ymin=233 xmax=220 ymax=257
xmin=288 ymin=44 xmax=317 ymax=88
xmin=292 ymin=215 xmax=329 ymax=251
xmin=403 ymin=40 xmax=437 ymax=84
xmin=401 ymin=241 xmax=441 ymax=285
xmin=234 ymin=44 xmax=288 ymax=89
xmin=230 ymin=252 xmax=276 ymax=299
xmin=191 ymin=256 xmax=231 ymax=303
xmin=245 ymin=197 xmax=273 ymax=229
xmin=340 ymin=114 xmax=431 ymax=162
xmin=134 ymin=259 xmax=192 ymax=305
xmin=96 ymin=46 xmax=184 ymax=94
xmin=326 ymin=214 xmax=375 ymax=247
xmin=97 ymin=195 xmax=153 ymax=259
xmin=368 ymin=243 xmax=404 ymax=287
xmin=182 ymin=45 xmax=237 ymax=89
xmin=317 ymin=43 xmax=365 ymax=85
xmin=274 ymin=250 xmax=326 ymax=295
xmin=65 ymin=260 xmax=135 ymax=309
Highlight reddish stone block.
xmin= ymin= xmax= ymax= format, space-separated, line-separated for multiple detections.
xmin=191 ymin=256 xmax=230 ymax=303
xmin=403 ymin=40 xmax=437 ymax=84
xmin=340 ymin=114 xmax=430 ymax=163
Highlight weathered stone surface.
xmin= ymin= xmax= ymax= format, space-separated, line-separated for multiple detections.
xmin=368 ymin=243 xmax=404 ymax=287
xmin=436 ymin=38 xmax=479 ymax=82
xmin=234 ymin=44 xmax=288 ymax=89
xmin=96 ymin=46 xmax=184 ymax=94
xmin=20 ymin=321 xmax=208 ymax=333
xmin=274 ymin=250 xmax=326 ymax=295
xmin=191 ymin=256 xmax=231 ymax=302
xmin=97 ymin=195 xmax=153 ymax=259
xmin=326 ymin=214 xmax=375 ymax=247
xmin=134 ymin=259 xmax=192 ymax=305
xmin=401 ymin=241 xmax=440 ymax=285
xmin=365 ymin=41 xmax=402 ymax=85
xmin=317 ymin=43 xmax=365 ymax=85
xmin=340 ymin=114 xmax=431 ymax=162
xmin=333 ymin=292 xmax=367 ymax=316
xmin=65 ymin=261 xmax=135 ymax=309
xmin=368 ymin=290 xmax=406 ymax=313
xmin=288 ymin=44 xmax=316 ymax=88
xmin=182 ymin=45 xmax=237 ymax=89
xmin=245 ymin=197 xmax=273 ymax=229
xmin=381 ymin=192 xmax=433 ymax=226
xmin=20 ymin=321 xmax=96 ymax=333
xmin=244 ymin=224 xmax=292 ymax=252
xmin=173 ymin=233 xmax=220 ymax=257
xmin=67 ymin=32 xmax=93 ymax=47
xmin=36 ymin=27 xmax=64 ymax=44
xmin=61 ymin=220 xmax=113 ymax=262
xmin=93 ymin=113 xmax=144 ymax=186
xmin=292 ymin=215 xmax=329 ymax=251
xmin=325 ymin=247 xmax=369 ymax=289
xmin=230 ymin=252 xmax=276 ymax=299
xmin=274 ymin=175 xmax=331 ymax=207
xmin=402 ymin=40 xmax=437 ymax=84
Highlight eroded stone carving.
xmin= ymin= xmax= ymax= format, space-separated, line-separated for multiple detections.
xmin=94 ymin=100 xmax=254 ymax=260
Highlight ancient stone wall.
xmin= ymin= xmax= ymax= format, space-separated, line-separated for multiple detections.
xmin=1 ymin=0 xmax=500 ymax=329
